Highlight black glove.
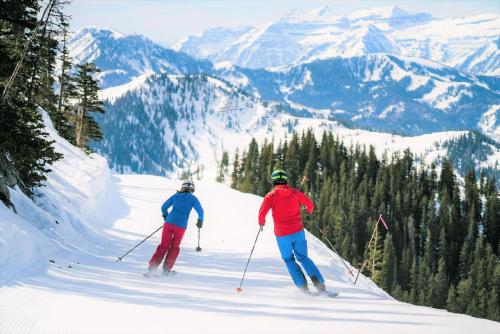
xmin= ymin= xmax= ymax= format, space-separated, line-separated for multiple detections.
xmin=196 ymin=219 xmax=203 ymax=228
xmin=162 ymin=214 xmax=166 ymax=220
xmin=259 ymin=225 xmax=264 ymax=232
xmin=307 ymin=212 xmax=315 ymax=220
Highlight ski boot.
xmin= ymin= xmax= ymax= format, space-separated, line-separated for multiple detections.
xmin=299 ymin=284 xmax=310 ymax=294
xmin=311 ymin=276 xmax=327 ymax=294
xmin=163 ymin=268 xmax=177 ymax=277
xmin=143 ymin=267 xmax=156 ymax=278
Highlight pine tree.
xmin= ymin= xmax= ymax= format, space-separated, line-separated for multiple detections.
xmin=54 ymin=11 xmax=76 ymax=141
xmin=365 ymin=225 xmax=383 ymax=283
xmin=230 ymin=150 xmax=240 ymax=189
xmin=240 ymin=138 xmax=259 ymax=193
xmin=380 ymin=233 xmax=397 ymax=292
xmin=74 ymin=62 xmax=104 ymax=151
xmin=488 ymin=262 xmax=500 ymax=321
xmin=483 ymin=190 xmax=499 ymax=254
xmin=0 ymin=0 xmax=62 ymax=192
xmin=447 ymin=284 xmax=459 ymax=313
xmin=430 ymin=258 xmax=449 ymax=309
xmin=216 ymin=150 xmax=229 ymax=182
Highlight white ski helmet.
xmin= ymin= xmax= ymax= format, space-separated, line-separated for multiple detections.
xmin=180 ymin=180 xmax=195 ymax=192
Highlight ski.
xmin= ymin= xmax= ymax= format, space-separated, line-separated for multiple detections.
xmin=308 ymin=291 xmax=339 ymax=298
xmin=142 ymin=270 xmax=177 ymax=278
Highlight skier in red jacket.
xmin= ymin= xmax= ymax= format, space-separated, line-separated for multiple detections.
xmin=258 ymin=169 xmax=326 ymax=294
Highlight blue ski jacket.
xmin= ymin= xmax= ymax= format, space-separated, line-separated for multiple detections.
xmin=161 ymin=192 xmax=204 ymax=229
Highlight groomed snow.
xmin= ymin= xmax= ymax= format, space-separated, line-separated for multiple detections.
xmin=1 ymin=112 xmax=500 ymax=334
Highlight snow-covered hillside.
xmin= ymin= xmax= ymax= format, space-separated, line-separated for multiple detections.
xmin=174 ymin=6 xmax=499 ymax=76
xmin=1 ymin=118 xmax=499 ymax=333
xmin=92 ymin=72 xmax=499 ymax=177
xmin=231 ymin=54 xmax=500 ymax=135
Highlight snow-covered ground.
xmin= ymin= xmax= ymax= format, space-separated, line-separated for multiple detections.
xmin=1 ymin=114 xmax=500 ymax=334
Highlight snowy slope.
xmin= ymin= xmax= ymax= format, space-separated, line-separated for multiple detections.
xmin=174 ymin=6 xmax=499 ymax=75
xmin=0 ymin=110 xmax=118 ymax=283
xmin=1 ymin=122 xmax=499 ymax=332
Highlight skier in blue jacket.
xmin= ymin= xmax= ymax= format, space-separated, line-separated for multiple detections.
xmin=146 ymin=180 xmax=204 ymax=276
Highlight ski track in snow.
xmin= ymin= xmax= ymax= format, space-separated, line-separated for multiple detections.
xmin=1 ymin=113 xmax=499 ymax=333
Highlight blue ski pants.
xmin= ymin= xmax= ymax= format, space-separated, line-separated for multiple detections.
xmin=276 ymin=230 xmax=325 ymax=288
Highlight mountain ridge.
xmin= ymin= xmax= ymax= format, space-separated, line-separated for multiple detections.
xmin=174 ymin=6 xmax=499 ymax=75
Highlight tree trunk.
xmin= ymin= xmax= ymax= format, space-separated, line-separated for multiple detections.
xmin=26 ymin=0 xmax=56 ymax=102
xmin=57 ymin=32 xmax=67 ymax=116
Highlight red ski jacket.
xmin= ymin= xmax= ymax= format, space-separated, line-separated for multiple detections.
xmin=258 ymin=185 xmax=314 ymax=237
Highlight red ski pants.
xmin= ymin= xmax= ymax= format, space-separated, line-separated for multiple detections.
xmin=148 ymin=223 xmax=186 ymax=270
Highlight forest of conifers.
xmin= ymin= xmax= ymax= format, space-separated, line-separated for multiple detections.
xmin=226 ymin=130 xmax=499 ymax=321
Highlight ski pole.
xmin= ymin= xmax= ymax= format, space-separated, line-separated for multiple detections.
xmin=236 ymin=226 xmax=262 ymax=293
xmin=196 ymin=227 xmax=202 ymax=252
xmin=116 ymin=224 xmax=163 ymax=262
xmin=319 ymin=228 xmax=355 ymax=278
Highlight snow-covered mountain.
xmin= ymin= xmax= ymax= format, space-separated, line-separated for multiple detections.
xmin=67 ymin=24 xmax=499 ymax=178
xmin=92 ymin=72 xmax=499 ymax=178
xmin=174 ymin=6 xmax=499 ymax=76
xmin=69 ymin=28 xmax=498 ymax=138
xmin=69 ymin=27 xmax=214 ymax=88
xmin=172 ymin=26 xmax=253 ymax=60
xmin=228 ymin=54 xmax=499 ymax=136
xmin=2 ymin=113 xmax=499 ymax=333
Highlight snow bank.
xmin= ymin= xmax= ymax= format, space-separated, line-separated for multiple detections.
xmin=0 ymin=110 xmax=122 ymax=284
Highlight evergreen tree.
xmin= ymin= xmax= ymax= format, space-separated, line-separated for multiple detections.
xmin=216 ymin=150 xmax=229 ymax=182
xmin=230 ymin=129 xmax=500 ymax=321
xmin=447 ymin=284 xmax=459 ymax=313
xmin=483 ymin=190 xmax=499 ymax=253
xmin=365 ymin=225 xmax=383 ymax=283
xmin=74 ymin=62 xmax=104 ymax=151
xmin=430 ymin=258 xmax=449 ymax=309
xmin=240 ymin=138 xmax=259 ymax=193
xmin=0 ymin=0 xmax=63 ymax=192
xmin=488 ymin=262 xmax=500 ymax=321
xmin=54 ymin=11 xmax=76 ymax=141
xmin=230 ymin=150 xmax=240 ymax=189
xmin=379 ymin=233 xmax=397 ymax=292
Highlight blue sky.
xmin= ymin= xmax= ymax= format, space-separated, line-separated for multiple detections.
xmin=67 ymin=0 xmax=500 ymax=45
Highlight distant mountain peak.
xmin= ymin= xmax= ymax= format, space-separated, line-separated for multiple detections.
xmin=68 ymin=27 xmax=214 ymax=88
xmin=347 ymin=5 xmax=432 ymax=28
xmin=280 ymin=6 xmax=338 ymax=23
xmin=74 ymin=26 xmax=125 ymax=39
xmin=348 ymin=5 xmax=410 ymax=19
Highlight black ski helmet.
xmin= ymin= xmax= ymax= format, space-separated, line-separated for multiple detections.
xmin=180 ymin=180 xmax=195 ymax=192
xmin=271 ymin=169 xmax=288 ymax=185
